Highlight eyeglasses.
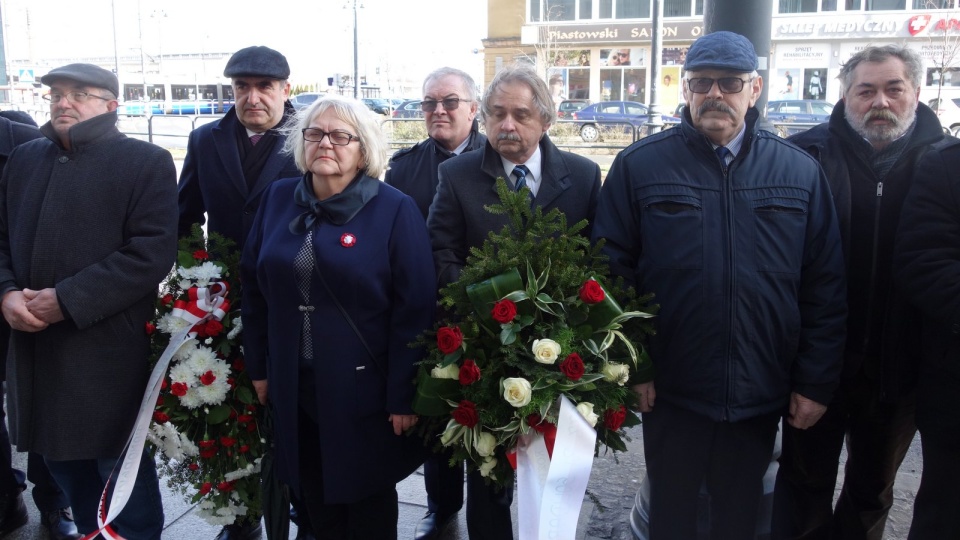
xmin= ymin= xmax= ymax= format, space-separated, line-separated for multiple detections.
xmin=686 ymin=77 xmax=755 ymax=94
xmin=616 ymin=52 xmax=630 ymax=58
xmin=301 ymin=128 xmax=359 ymax=146
xmin=420 ymin=97 xmax=471 ymax=113
xmin=42 ymin=91 xmax=112 ymax=104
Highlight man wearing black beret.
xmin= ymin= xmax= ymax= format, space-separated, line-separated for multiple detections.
xmin=0 ymin=62 xmax=177 ymax=539
xmin=592 ymin=31 xmax=847 ymax=539
xmin=177 ymin=45 xmax=300 ymax=249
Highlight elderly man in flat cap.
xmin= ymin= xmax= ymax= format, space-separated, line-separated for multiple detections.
xmin=592 ymin=31 xmax=847 ymax=539
xmin=0 ymin=62 xmax=177 ymax=539
xmin=178 ymin=45 xmax=299 ymax=249
xmin=177 ymin=46 xmax=311 ymax=540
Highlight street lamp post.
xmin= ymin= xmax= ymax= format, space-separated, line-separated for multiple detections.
xmin=151 ymin=10 xmax=167 ymax=76
xmin=352 ymin=0 xmax=361 ymax=99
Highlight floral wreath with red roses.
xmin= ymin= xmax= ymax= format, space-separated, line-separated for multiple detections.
xmin=413 ymin=180 xmax=657 ymax=489
xmin=145 ymin=226 xmax=263 ymax=526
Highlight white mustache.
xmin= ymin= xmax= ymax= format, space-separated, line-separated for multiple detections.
xmin=497 ymin=133 xmax=522 ymax=142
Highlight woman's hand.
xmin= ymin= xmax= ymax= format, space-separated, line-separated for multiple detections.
xmin=388 ymin=413 xmax=418 ymax=436
xmin=252 ymin=379 xmax=268 ymax=405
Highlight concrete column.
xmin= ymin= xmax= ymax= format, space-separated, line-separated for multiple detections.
xmin=704 ymin=0 xmax=773 ymax=112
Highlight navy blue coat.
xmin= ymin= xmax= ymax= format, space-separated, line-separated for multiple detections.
xmin=241 ymin=175 xmax=436 ymax=503
xmin=593 ymin=107 xmax=847 ymax=422
xmin=177 ymin=107 xmax=299 ymax=248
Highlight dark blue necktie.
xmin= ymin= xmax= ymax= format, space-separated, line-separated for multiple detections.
xmin=716 ymin=146 xmax=731 ymax=172
xmin=512 ymin=164 xmax=534 ymax=205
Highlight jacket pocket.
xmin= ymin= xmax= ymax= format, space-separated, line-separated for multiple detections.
xmin=753 ymin=196 xmax=808 ymax=273
xmin=640 ymin=194 xmax=703 ymax=270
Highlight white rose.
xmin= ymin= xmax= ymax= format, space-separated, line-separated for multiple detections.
xmin=531 ymin=339 xmax=562 ymax=364
xmin=431 ymin=363 xmax=461 ymax=380
xmin=475 ymin=431 xmax=497 ymax=457
xmin=576 ymin=402 xmax=599 ymax=427
xmin=502 ymin=377 xmax=532 ymax=408
xmin=479 ymin=456 xmax=498 ymax=478
xmin=602 ymin=362 xmax=630 ymax=386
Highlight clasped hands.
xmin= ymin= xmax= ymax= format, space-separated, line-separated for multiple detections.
xmin=2 ymin=288 xmax=64 ymax=332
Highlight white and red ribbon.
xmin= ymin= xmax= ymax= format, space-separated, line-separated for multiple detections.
xmin=516 ymin=395 xmax=597 ymax=540
xmin=79 ymin=282 xmax=229 ymax=540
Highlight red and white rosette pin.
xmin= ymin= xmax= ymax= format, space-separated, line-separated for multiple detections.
xmin=340 ymin=233 xmax=357 ymax=248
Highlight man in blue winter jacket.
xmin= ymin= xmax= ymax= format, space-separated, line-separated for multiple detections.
xmin=592 ymin=31 xmax=847 ymax=540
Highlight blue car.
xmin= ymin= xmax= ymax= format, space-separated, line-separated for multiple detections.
xmin=766 ymin=99 xmax=833 ymax=136
xmin=571 ymin=101 xmax=680 ymax=142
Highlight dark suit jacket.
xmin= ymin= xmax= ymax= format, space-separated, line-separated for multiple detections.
xmin=428 ymin=135 xmax=600 ymax=287
xmin=177 ymin=107 xmax=299 ymax=248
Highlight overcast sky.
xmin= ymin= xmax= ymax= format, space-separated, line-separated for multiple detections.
xmin=1 ymin=0 xmax=489 ymax=87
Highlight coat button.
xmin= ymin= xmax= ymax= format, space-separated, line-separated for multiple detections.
xmin=243 ymin=209 xmax=252 ymax=215
xmin=952 ymin=323 xmax=960 ymax=335
xmin=58 ymin=156 xmax=68 ymax=163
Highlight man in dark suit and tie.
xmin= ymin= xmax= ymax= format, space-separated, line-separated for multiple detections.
xmin=427 ymin=63 xmax=601 ymax=539
xmin=177 ymin=45 xmax=300 ymax=249
xmin=176 ymin=46 xmax=309 ymax=540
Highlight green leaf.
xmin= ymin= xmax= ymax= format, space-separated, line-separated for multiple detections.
xmin=439 ymin=349 xmax=463 ymax=367
xmin=504 ymin=291 xmax=529 ymax=302
xmin=235 ymin=386 xmax=254 ymax=405
xmin=500 ymin=326 xmax=517 ymax=345
xmin=206 ymin=405 xmax=231 ymax=425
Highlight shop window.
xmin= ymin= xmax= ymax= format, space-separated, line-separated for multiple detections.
xmin=696 ymin=0 xmax=704 ymax=14
xmin=530 ymin=1 xmax=541 ymax=22
xmin=547 ymin=0 xmax=576 ymax=20
xmin=863 ymin=0 xmax=905 ymax=9
xmin=822 ymin=0 xmax=838 ymax=10
xmin=913 ymin=0 xmax=953 ymax=8
xmin=600 ymin=0 xmax=613 ymax=17
xmin=580 ymin=0 xmax=593 ymax=18
xmin=846 ymin=0 xmax=862 ymax=7
xmin=779 ymin=0 xmax=818 ymax=13
xmin=619 ymin=0 xmax=649 ymax=18
xmin=665 ymin=0 xmax=692 ymax=16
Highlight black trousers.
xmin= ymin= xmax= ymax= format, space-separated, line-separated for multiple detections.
xmin=772 ymin=371 xmax=917 ymax=540
xmin=423 ymin=446 xmax=514 ymax=539
xmin=907 ymin=426 xmax=960 ymax=540
xmin=297 ymin=409 xmax=398 ymax=540
xmin=643 ymin=400 xmax=779 ymax=540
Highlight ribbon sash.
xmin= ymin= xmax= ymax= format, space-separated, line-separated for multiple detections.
xmin=516 ymin=395 xmax=597 ymax=540
xmin=80 ymin=283 xmax=228 ymax=540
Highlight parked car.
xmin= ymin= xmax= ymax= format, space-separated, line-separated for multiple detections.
xmin=928 ymin=97 xmax=960 ymax=134
xmin=291 ymin=92 xmax=325 ymax=111
xmin=392 ymin=99 xmax=424 ymax=119
xmin=766 ymin=99 xmax=833 ymax=135
xmin=571 ymin=101 xmax=680 ymax=142
xmin=362 ymin=98 xmax=392 ymax=115
xmin=557 ymin=99 xmax=591 ymax=120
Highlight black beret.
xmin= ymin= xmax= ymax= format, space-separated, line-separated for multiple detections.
xmin=685 ymin=31 xmax=759 ymax=73
xmin=223 ymin=46 xmax=290 ymax=79
xmin=40 ymin=63 xmax=119 ymax=97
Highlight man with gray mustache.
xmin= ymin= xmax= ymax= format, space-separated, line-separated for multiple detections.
xmin=593 ymin=31 xmax=846 ymax=540
xmin=773 ymin=45 xmax=944 ymax=540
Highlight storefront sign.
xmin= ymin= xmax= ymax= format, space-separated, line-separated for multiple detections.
xmin=775 ymin=43 xmax=831 ymax=67
xmin=775 ymin=15 xmax=904 ymax=39
xmin=528 ymin=21 xmax=703 ymax=45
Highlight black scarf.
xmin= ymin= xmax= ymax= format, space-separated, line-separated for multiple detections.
xmin=289 ymin=172 xmax=380 ymax=234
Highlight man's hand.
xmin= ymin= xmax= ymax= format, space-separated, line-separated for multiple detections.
xmin=632 ymin=381 xmax=656 ymax=413
xmin=23 ymin=288 xmax=64 ymax=324
xmin=252 ymin=379 xmax=268 ymax=405
xmin=787 ymin=392 xmax=828 ymax=429
xmin=389 ymin=414 xmax=418 ymax=436
xmin=2 ymin=290 xmax=48 ymax=332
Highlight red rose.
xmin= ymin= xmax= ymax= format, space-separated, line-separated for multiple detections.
xmin=490 ymin=299 xmax=518 ymax=324
xmin=200 ymin=371 xmax=216 ymax=386
xmin=234 ymin=357 xmax=246 ymax=372
xmin=217 ymin=481 xmax=234 ymax=492
xmin=198 ymin=439 xmax=217 ymax=449
xmin=459 ymin=359 xmax=481 ymax=386
xmin=204 ymin=320 xmax=224 ymax=337
xmin=200 ymin=448 xmax=218 ymax=459
xmin=527 ymin=413 xmax=555 ymax=434
xmin=452 ymin=400 xmax=479 ymax=428
xmin=199 ymin=482 xmax=212 ymax=495
xmin=604 ymin=405 xmax=628 ymax=431
xmin=579 ymin=279 xmax=605 ymax=304
xmin=436 ymin=326 xmax=463 ymax=355
xmin=219 ymin=436 xmax=236 ymax=447
xmin=170 ymin=382 xmax=188 ymax=397
xmin=156 ymin=396 xmax=164 ymax=406
xmin=559 ymin=353 xmax=585 ymax=381
xmin=160 ymin=378 xmax=168 ymax=390
xmin=237 ymin=414 xmax=254 ymax=424
xmin=239 ymin=445 xmax=249 ymax=453
xmin=246 ymin=423 xmax=257 ymax=432
xmin=188 ymin=463 xmax=199 ymax=471
xmin=227 ymin=377 xmax=236 ymax=390
xmin=152 ymin=411 xmax=169 ymax=424
xmin=144 ymin=321 xmax=156 ymax=335
xmin=246 ymin=404 xmax=257 ymax=412
xmin=161 ymin=293 xmax=173 ymax=306
xmin=193 ymin=250 xmax=209 ymax=260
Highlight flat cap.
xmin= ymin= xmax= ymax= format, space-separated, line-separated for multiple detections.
xmin=41 ymin=63 xmax=119 ymax=97
xmin=224 ymin=46 xmax=290 ymax=79
xmin=685 ymin=31 xmax=758 ymax=73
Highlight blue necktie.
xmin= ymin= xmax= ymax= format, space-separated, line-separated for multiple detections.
xmin=512 ymin=164 xmax=534 ymax=205
xmin=715 ymin=146 xmax=731 ymax=172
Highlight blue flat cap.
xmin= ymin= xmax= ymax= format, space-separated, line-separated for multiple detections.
xmin=41 ymin=63 xmax=119 ymax=97
xmin=224 ymin=46 xmax=290 ymax=79
xmin=685 ymin=31 xmax=758 ymax=73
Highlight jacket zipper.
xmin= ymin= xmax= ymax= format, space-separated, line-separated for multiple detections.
xmin=721 ymin=154 xmax=734 ymax=422
xmin=861 ymin=180 xmax=882 ymax=356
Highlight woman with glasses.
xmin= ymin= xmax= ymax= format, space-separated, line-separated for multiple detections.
xmin=241 ymin=94 xmax=435 ymax=539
